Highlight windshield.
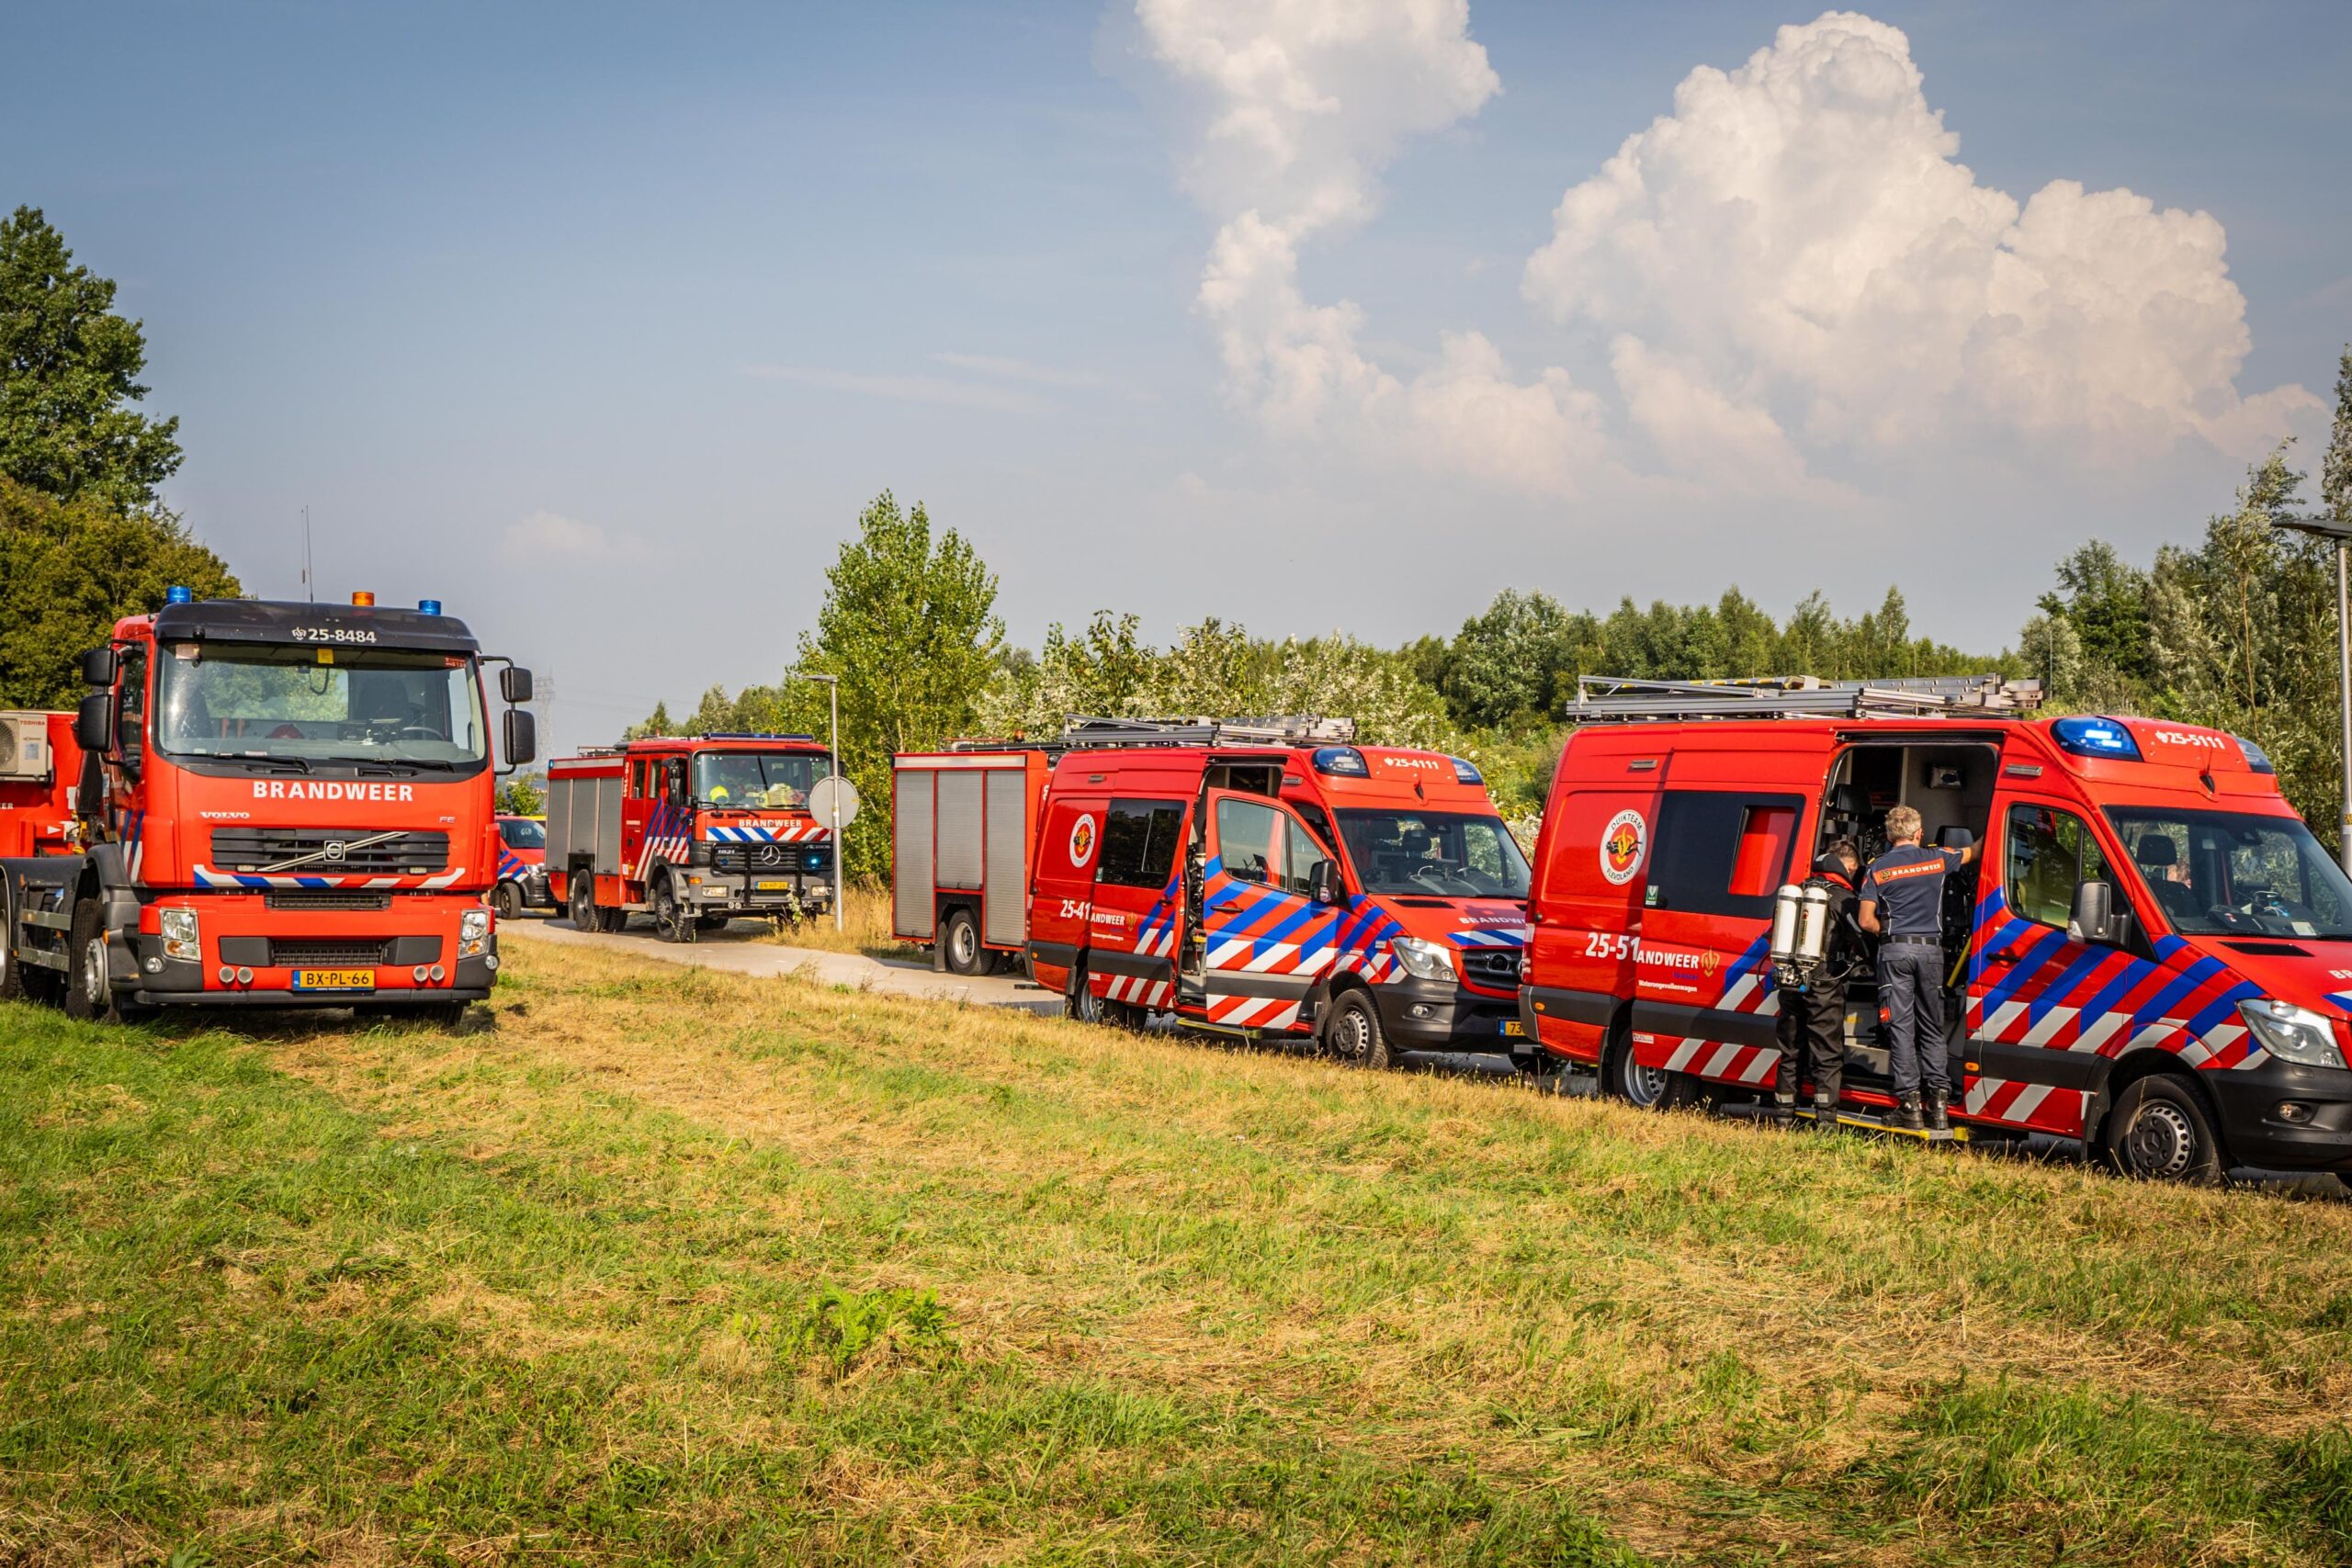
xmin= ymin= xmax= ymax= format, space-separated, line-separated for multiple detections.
xmin=693 ymin=750 xmax=820 ymax=808
xmin=500 ymin=818 xmax=545 ymax=849
xmin=1336 ymin=809 xmax=1531 ymax=898
xmin=2107 ymin=807 xmax=2352 ymax=940
xmin=154 ymin=641 xmax=487 ymax=770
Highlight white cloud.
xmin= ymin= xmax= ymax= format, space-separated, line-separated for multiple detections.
xmin=741 ymin=364 xmax=1048 ymax=415
xmin=1523 ymin=11 xmax=2318 ymax=460
xmin=503 ymin=510 xmax=613 ymax=561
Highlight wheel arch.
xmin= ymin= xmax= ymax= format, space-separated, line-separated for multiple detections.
xmin=2089 ymin=1043 xmax=2234 ymax=1167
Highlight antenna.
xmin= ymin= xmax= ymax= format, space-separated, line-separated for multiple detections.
xmin=301 ymin=506 xmax=313 ymax=603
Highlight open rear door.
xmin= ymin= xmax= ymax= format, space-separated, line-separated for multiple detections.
xmin=1525 ymin=764 xmax=1666 ymax=1064
xmin=1084 ymin=796 xmax=1190 ymax=1012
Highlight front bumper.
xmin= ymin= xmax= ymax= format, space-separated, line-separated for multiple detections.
xmin=114 ymin=892 xmax=499 ymax=1006
xmin=1370 ymin=975 xmax=1525 ymax=1053
xmin=677 ymin=870 xmax=834 ymax=915
xmin=2202 ymin=1059 xmax=2352 ymax=1171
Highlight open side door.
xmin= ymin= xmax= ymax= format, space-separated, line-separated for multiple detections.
xmin=1525 ymin=763 xmax=1667 ymax=1064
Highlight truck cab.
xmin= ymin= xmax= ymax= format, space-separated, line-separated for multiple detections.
xmin=2 ymin=591 xmax=535 ymax=1025
xmin=1523 ymin=675 xmax=2352 ymax=1179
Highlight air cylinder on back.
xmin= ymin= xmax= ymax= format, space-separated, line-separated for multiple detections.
xmin=1770 ymin=884 xmax=1804 ymax=964
xmin=1796 ymin=883 xmax=1832 ymax=963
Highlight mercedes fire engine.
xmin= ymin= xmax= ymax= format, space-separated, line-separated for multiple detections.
xmin=0 ymin=590 xmax=536 ymax=1025
xmin=895 ymin=717 xmax=1532 ymax=1066
xmin=1522 ymin=673 xmax=2352 ymax=1181
xmin=545 ymin=734 xmax=837 ymax=939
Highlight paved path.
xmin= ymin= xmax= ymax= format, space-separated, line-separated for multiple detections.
xmin=503 ymin=915 xmax=1065 ymax=1014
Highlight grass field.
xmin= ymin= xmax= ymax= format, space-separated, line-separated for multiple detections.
xmin=6 ymin=942 xmax=2352 ymax=1565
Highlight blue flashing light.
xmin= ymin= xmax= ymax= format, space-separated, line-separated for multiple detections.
xmin=2236 ymin=735 xmax=2277 ymax=774
xmin=165 ymin=584 xmax=193 ymax=604
xmin=2052 ymin=716 xmax=2142 ymax=761
xmin=706 ymin=732 xmax=819 ymax=742
xmin=418 ymin=599 xmax=443 ymax=615
xmin=1450 ymin=755 xmax=1484 ymax=785
xmin=1311 ymin=745 xmax=1369 ymax=777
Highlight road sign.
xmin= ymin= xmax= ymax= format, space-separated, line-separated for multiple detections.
xmin=809 ymin=774 xmax=861 ymax=830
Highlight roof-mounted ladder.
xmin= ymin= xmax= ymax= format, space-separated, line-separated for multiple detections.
xmin=1570 ymin=674 xmax=2042 ymax=724
xmin=948 ymin=715 xmax=1357 ymax=754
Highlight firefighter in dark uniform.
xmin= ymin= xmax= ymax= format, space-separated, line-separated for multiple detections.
xmin=1858 ymin=806 xmax=1980 ymax=1130
xmin=1770 ymin=839 xmax=1860 ymax=1125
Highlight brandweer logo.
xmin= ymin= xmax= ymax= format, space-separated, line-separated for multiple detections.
xmin=1069 ymin=813 xmax=1096 ymax=867
xmin=1600 ymin=808 xmax=1647 ymax=886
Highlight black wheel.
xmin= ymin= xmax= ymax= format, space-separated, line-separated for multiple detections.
xmin=63 ymin=898 xmax=110 ymax=1022
xmin=650 ymin=874 xmax=689 ymax=943
xmin=696 ymin=915 xmax=729 ymax=933
xmin=0 ymin=880 xmax=21 ymax=1004
xmin=1068 ymin=964 xmax=1109 ymax=1026
xmin=492 ymin=882 xmax=523 ymax=921
xmin=2099 ymin=1074 xmax=2226 ymax=1185
xmin=1322 ymin=988 xmax=1393 ymax=1069
xmin=1605 ymin=1039 xmax=1699 ymax=1111
xmin=568 ymin=874 xmax=597 ymax=931
xmin=943 ymin=908 xmax=984 ymax=976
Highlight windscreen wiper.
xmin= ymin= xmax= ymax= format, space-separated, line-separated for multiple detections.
xmin=216 ymin=752 xmax=311 ymax=773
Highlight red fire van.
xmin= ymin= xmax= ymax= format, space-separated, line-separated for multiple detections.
xmin=1522 ymin=675 xmax=2352 ymax=1181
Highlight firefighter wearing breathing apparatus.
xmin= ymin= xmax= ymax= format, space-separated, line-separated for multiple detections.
xmin=1769 ymin=839 xmax=1860 ymax=1127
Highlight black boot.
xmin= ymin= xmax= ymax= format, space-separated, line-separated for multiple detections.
xmin=1765 ymin=1095 xmax=1797 ymax=1127
xmin=1925 ymin=1089 xmax=1951 ymax=1132
xmin=1894 ymin=1094 xmax=1925 ymax=1131
xmin=1808 ymin=1093 xmax=1840 ymax=1129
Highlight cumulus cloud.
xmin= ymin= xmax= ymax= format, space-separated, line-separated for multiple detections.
xmin=1523 ymin=11 xmax=2317 ymax=459
xmin=503 ymin=510 xmax=613 ymax=561
xmin=1137 ymin=0 xmax=1609 ymax=493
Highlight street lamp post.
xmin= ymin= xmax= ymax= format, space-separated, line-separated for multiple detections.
xmin=785 ymin=670 xmax=845 ymax=931
xmin=2277 ymin=517 xmax=2352 ymax=874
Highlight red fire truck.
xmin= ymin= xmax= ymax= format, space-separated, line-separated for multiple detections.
xmin=545 ymin=734 xmax=837 ymax=939
xmin=0 ymin=711 xmax=83 ymax=865
xmin=1522 ymin=674 xmax=2352 ymax=1181
xmin=896 ymin=717 xmax=1532 ymax=1065
xmin=491 ymin=814 xmax=551 ymax=919
xmin=1 ymin=590 xmax=536 ymax=1024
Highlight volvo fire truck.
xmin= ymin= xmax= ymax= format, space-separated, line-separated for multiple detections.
xmin=0 ymin=590 xmax=537 ymax=1024
xmin=545 ymin=734 xmax=837 ymax=940
xmin=1522 ymin=673 xmax=2352 ymax=1181
xmin=895 ymin=717 xmax=1533 ymax=1066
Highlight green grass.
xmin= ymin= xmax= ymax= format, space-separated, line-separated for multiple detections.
xmin=4 ymin=938 xmax=2350 ymax=1564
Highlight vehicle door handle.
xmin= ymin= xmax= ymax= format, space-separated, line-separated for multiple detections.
xmin=1984 ymin=950 xmax=2017 ymax=964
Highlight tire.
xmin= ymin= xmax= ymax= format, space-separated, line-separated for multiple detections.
xmin=1068 ymin=964 xmax=1109 ymax=1026
xmin=695 ymin=915 xmax=729 ymax=933
xmin=0 ymin=880 xmax=21 ymax=1004
xmin=1606 ymin=1039 xmax=1699 ymax=1111
xmin=2099 ymin=1074 xmax=2226 ymax=1186
xmin=1322 ymin=988 xmax=1393 ymax=1070
xmin=569 ymin=874 xmax=597 ymax=932
xmin=650 ymin=873 xmax=689 ymax=943
xmin=492 ymin=882 xmax=523 ymax=921
xmin=63 ymin=898 xmax=110 ymax=1023
xmin=943 ymin=908 xmax=984 ymax=976
xmin=417 ymin=999 xmax=469 ymax=1031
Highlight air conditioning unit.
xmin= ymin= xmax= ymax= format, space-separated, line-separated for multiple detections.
xmin=0 ymin=712 xmax=53 ymax=781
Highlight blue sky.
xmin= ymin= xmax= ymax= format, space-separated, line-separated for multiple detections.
xmin=6 ymin=2 xmax=2347 ymax=752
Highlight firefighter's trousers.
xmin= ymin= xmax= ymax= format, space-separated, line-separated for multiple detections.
xmin=1877 ymin=942 xmax=1951 ymax=1100
xmin=1774 ymin=981 xmax=1845 ymax=1105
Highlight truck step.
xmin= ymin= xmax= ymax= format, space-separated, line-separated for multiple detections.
xmin=17 ymin=908 xmax=72 ymax=931
xmin=1798 ymin=1107 xmax=1968 ymax=1143
xmin=11 ymin=943 xmax=69 ymax=971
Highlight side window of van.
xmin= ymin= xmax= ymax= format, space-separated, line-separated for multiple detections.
xmin=2006 ymin=805 xmax=2108 ymax=929
xmin=1216 ymin=797 xmax=1283 ymax=886
xmin=1281 ymin=817 xmax=1333 ymax=897
xmin=1100 ymin=798 xmax=1187 ymax=889
xmin=1649 ymin=791 xmax=1804 ymax=917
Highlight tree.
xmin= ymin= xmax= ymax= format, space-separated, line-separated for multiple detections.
xmin=1 ymin=208 xmax=183 ymax=510
xmin=2324 ymin=345 xmax=2352 ymax=533
xmin=785 ymin=492 xmax=1003 ymax=881
xmin=498 ymin=774 xmax=546 ymax=816
xmin=0 ymin=478 xmax=239 ymax=708
xmin=1438 ymin=590 xmax=1579 ymax=728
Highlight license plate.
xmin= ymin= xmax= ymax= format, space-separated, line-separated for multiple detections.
xmin=1500 ymin=1020 xmax=1526 ymax=1037
xmin=756 ymin=880 xmax=791 ymax=891
xmin=292 ymin=968 xmax=375 ymax=991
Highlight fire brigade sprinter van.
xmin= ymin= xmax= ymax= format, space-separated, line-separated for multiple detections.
xmin=546 ymin=734 xmax=836 ymax=939
xmin=2 ymin=590 xmax=535 ymax=1025
xmin=1522 ymin=673 xmax=2352 ymax=1182
xmin=900 ymin=717 xmax=1533 ymax=1065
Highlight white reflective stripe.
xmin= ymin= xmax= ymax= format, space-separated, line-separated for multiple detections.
xmin=1755 ymin=992 xmax=1781 ymax=1017
xmin=1293 ymin=946 xmax=1333 ymax=975
xmin=1243 ymin=942 xmax=1297 ymax=974
xmin=1965 ymin=1077 xmax=2004 ymax=1114
xmin=1738 ymin=1049 xmax=1778 ymax=1084
xmin=2074 ymin=1011 xmax=2129 ymax=1053
xmin=1983 ymin=1000 xmax=2027 ymax=1040
xmin=1206 ymin=941 xmax=1250 ymax=968
xmin=1720 ymin=976 xmax=1758 ymax=1010
xmin=1664 ymin=1039 xmax=1703 ymax=1071
xmin=1700 ymin=1042 xmax=1741 ymax=1077
xmin=2021 ymin=1007 xmax=2076 ymax=1048
xmin=2175 ymin=1038 xmax=2213 ymax=1068
xmin=2007 ymin=1083 xmax=2052 ymax=1122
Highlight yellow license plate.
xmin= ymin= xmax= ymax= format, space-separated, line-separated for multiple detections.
xmin=292 ymin=968 xmax=375 ymax=991
xmin=1501 ymin=1020 xmax=1527 ymax=1037
xmin=756 ymin=880 xmax=792 ymax=891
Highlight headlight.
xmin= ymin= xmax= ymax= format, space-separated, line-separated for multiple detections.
xmin=2238 ymin=999 xmax=2347 ymax=1069
xmin=1390 ymin=936 xmax=1457 ymax=982
xmin=159 ymin=906 xmax=199 ymax=962
xmin=459 ymin=908 xmax=491 ymax=958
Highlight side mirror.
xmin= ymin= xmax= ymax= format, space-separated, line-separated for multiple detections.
xmin=665 ymin=757 xmax=688 ymax=802
xmin=1308 ymin=859 xmax=1342 ymax=906
xmin=501 ymin=665 xmax=534 ymax=705
xmin=80 ymin=647 xmax=118 ymax=688
xmin=502 ymin=708 xmax=537 ymax=770
xmin=74 ymin=690 xmax=115 ymax=753
xmin=2069 ymin=879 xmax=2120 ymax=945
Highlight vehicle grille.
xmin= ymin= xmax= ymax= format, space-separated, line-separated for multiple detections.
xmin=210 ymin=829 xmax=450 ymax=874
xmin=267 ymin=939 xmax=390 ymax=967
xmin=1460 ymin=949 xmax=1524 ymax=988
xmin=265 ymin=890 xmax=393 ymax=911
xmin=711 ymin=841 xmax=831 ymax=874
